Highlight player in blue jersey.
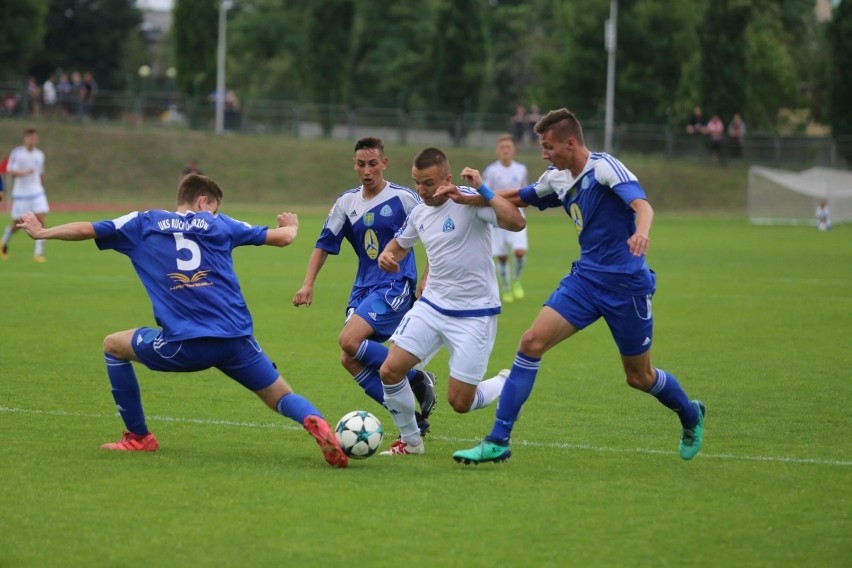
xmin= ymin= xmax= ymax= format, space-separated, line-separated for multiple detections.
xmin=16 ymin=174 xmax=348 ymax=467
xmin=292 ymin=137 xmax=436 ymax=434
xmin=451 ymin=108 xmax=705 ymax=464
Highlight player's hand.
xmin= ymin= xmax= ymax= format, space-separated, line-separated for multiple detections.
xmin=627 ymin=232 xmax=649 ymax=256
xmin=277 ymin=212 xmax=298 ymax=228
xmin=433 ymin=184 xmax=462 ymax=202
xmin=16 ymin=211 xmax=43 ymax=238
xmin=460 ymin=167 xmax=482 ymax=189
xmin=378 ymin=251 xmax=400 ymax=273
xmin=292 ymin=285 xmax=313 ymax=307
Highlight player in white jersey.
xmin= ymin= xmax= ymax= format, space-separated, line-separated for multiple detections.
xmin=293 ymin=137 xmax=437 ymax=434
xmin=1 ymin=128 xmax=49 ymax=262
xmin=482 ymin=134 xmax=529 ymax=303
xmin=376 ymin=147 xmax=526 ymax=456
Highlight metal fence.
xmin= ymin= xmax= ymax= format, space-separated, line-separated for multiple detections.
xmin=2 ymin=82 xmax=848 ymax=170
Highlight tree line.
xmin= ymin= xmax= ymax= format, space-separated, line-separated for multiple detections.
xmin=3 ymin=0 xmax=851 ymax=147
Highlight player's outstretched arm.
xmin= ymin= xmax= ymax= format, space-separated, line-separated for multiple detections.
xmin=16 ymin=212 xmax=95 ymax=241
xmin=266 ymin=211 xmax=299 ymax=247
xmin=293 ymin=248 xmax=330 ymax=307
xmin=627 ymin=198 xmax=653 ymax=256
xmin=378 ymin=239 xmax=410 ymax=274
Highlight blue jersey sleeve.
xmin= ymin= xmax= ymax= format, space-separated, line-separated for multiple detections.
xmin=93 ymin=211 xmax=143 ymax=254
xmin=519 ymin=183 xmax=561 ymax=210
xmin=217 ymin=214 xmax=267 ymax=247
xmin=611 ymin=180 xmax=646 ymax=206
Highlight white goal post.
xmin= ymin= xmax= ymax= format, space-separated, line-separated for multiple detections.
xmin=748 ymin=166 xmax=852 ymax=225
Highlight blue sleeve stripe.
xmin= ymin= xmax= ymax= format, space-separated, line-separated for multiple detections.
xmin=388 ymin=182 xmax=418 ymax=199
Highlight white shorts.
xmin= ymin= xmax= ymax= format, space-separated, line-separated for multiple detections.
xmin=389 ymin=301 xmax=497 ymax=385
xmin=11 ymin=194 xmax=50 ymax=219
xmin=491 ymin=226 xmax=528 ymax=257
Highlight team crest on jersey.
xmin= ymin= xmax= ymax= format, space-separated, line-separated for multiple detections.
xmin=363 ymin=212 xmax=375 ymax=227
xmin=380 ymin=204 xmax=392 ymax=217
xmin=364 ymin=228 xmax=380 ymax=259
xmin=442 ymin=218 xmax=455 ymax=232
xmin=168 ymin=270 xmax=212 ymax=290
xmin=569 ymin=203 xmax=584 ymax=235
xmin=581 ymin=174 xmax=591 ymax=190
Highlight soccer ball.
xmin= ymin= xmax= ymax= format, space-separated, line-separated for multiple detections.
xmin=334 ymin=410 xmax=384 ymax=459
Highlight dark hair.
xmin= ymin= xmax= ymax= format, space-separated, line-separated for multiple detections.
xmin=412 ymin=147 xmax=448 ymax=171
xmin=24 ymin=127 xmax=38 ymax=136
xmin=354 ymin=136 xmax=385 ymax=155
xmin=177 ymin=174 xmax=224 ymax=206
xmin=534 ymin=108 xmax=585 ymax=145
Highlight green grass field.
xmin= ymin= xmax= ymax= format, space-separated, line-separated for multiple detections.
xmin=1 ymin=209 xmax=850 ymax=566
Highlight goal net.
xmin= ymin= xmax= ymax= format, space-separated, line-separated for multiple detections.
xmin=748 ymin=166 xmax=852 ymax=225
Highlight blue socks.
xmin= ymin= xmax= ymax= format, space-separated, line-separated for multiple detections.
xmin=276 ymin=393 xmax=322 ymax=424
xmin=353 ymin=340 xmax=419 ymax=404
xmin=487 ymin=352 xmax=541 ymax=444
xmin=648 ymin=368 xmax=698 ymax=428
xmin=105 ymin=353 xmax=148 ymax=435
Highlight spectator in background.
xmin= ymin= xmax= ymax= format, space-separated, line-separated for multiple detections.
xmin=816 ymin=200 xmax=832 ymax=231
xmin=224 ymin=90 xmax=241 ymax=131
xmin=82 ymin=71 xmax=98 ymax=120
xmin=706 ymin=114 xmax=725 ymax=164
xmin=25 ymin=77 xmax=41 ymax=117
xmin=70 ymin=72 xmax=84 ymax=118
xmin=56 ymin=73 xmax=73 ymax=118
xmin=685 ymin=106 xmax=706 ymax=135
xmin=43 ymin=75 xmax=57 ymax=118
xmin=182 ymin=159 xmax=203 ymax=177
xmin=526 ymin=104 xmax=542 ymax=150
xmin=727 ymin=113 xmax=746 ymax=159
xmin=510 ymin=105 xmax=527 ymax=146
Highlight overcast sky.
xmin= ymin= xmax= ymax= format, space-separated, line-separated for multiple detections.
xmin=137 ymin=0 xmax=173 ymax=10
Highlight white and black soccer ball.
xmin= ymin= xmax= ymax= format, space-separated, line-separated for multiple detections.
xmin=334 ymin=410 xmax=384 ymax=459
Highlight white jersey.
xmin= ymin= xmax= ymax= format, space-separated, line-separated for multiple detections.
xmin=8 ymin=145 xmax=46 ymax=198
xmin=395 ymin=187 xmax=501 ymax=317
xmin=482 ymin=159 xmax=528 ymax=191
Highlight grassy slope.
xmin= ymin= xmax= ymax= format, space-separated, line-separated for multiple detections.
xmin=1 ymin=118 xmax=747 ymax=213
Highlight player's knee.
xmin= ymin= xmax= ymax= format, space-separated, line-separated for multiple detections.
xmin=103 ymin=333 xmax=121 ymax=356
xmin=518 ymin=329 xmax=546 ymax=358
xmin=625 ymin=369 xmax=654 ymax=390
xmin=337 ymin=333 xmax=359 ymax=357
xmin=447 ymin=395 xmax=471 ymax=414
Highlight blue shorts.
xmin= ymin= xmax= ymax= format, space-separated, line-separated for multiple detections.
xmin=347 ymin=281 xmax=415 ymax=342
xmin=545 ymin=272 xmax=655 ymax=356
xmin=131 ymin=328 xmax=280 ymax=391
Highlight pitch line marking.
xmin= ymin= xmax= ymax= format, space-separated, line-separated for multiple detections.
xmin=2 ymin=405 xmax=850 ymax=467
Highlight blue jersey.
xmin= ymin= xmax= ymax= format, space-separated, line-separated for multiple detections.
xmin=315 ymin=182 xmax=420 ymax=305
xmin=93 ymin=209 xmax=267 ymax=341
xmin=520 ymin=153 xmax=654 ymax=293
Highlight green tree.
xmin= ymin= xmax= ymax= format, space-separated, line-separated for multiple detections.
xmin=743 ymin=4 xmax=800 ymax=132
xmin=173 ymin=0 xmax=219 ymax=98
xmin=429 ymin=0 xmax=488 ymax=142
xmin=828 ymin=0 xmax=852 ymax=162
xmin=227 ymin=0 xmax=308 ymax=101
xmin=483 ymin=0 xmax=539 ymax=114
xmin=0 ymin=0 xmax=48 ymax=81
xmin=303 ymin=0 xmax=355 ymax=136
xmin=348 ymin=1 xmax=436 ymax=110
xmin=34 ymin=0 xmax=142 ymax=88
xmin=698 ymin=0 xmax=751 ymax=121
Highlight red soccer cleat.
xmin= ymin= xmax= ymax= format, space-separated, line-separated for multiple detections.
xmin=303 ymin=415 xmax=348 ymax=468
xmin=100 ymin=431 xmax=159 ymax=452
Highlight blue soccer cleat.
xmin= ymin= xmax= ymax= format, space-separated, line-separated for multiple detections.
xmin=452 ymin=439 xmax=511 ymax=465
xmin=679 ymin=400 xmax=706 ymax=461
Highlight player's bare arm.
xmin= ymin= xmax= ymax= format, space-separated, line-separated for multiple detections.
xmin=293 ymin=247 xmax=330 ymax=307
xmin=489 ymin=193 xmax=526 ymax=232
xmin=378 ymin=239 xmax=409 ymax=273
xmin=265 ymin=211 xmax=299 ymax=247
xmin=17 ymin=212 xmax=94 ymax=240
xmin=627 ymin=198 xmax=653 ymax=256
